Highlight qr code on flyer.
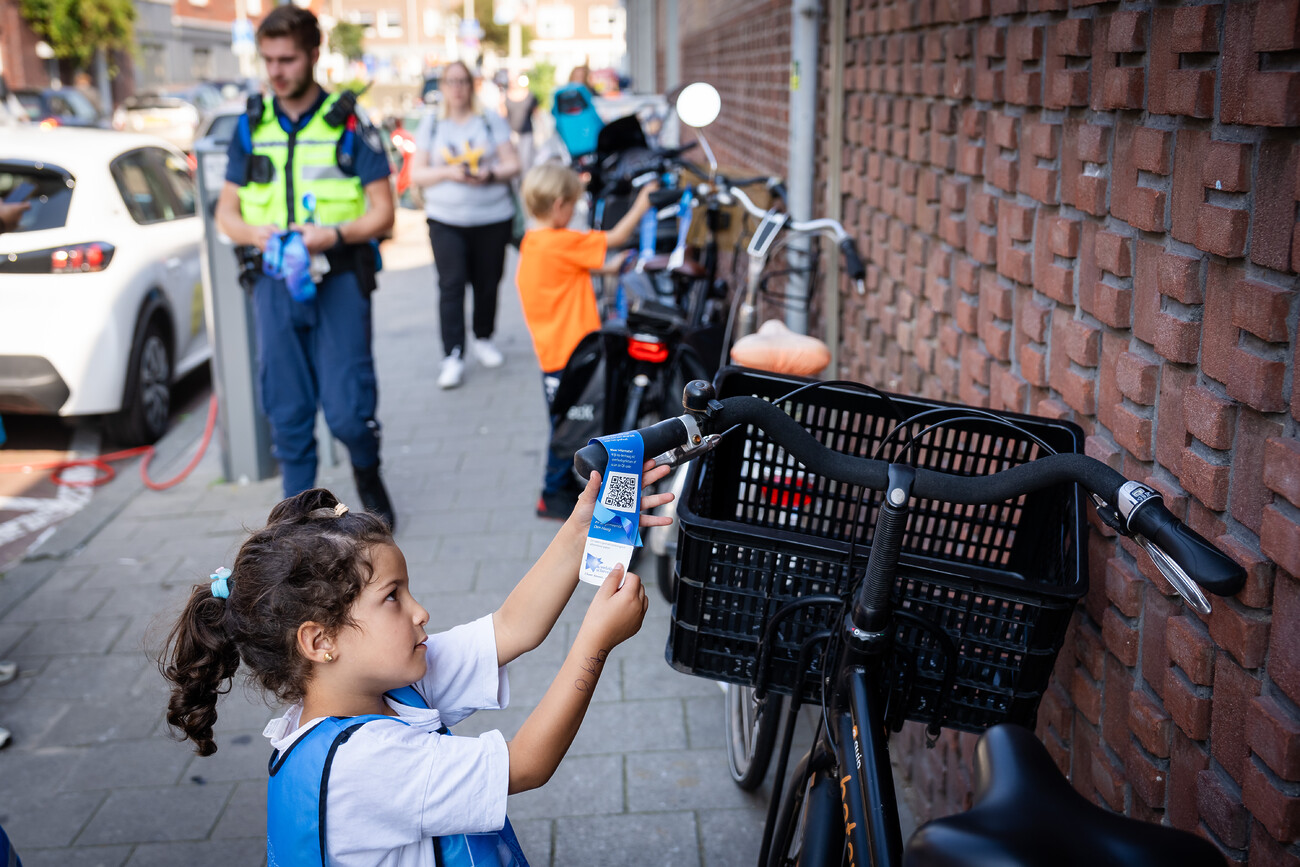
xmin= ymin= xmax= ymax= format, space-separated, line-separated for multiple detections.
xmin=600 ymin=472 xmax=639 ymax=511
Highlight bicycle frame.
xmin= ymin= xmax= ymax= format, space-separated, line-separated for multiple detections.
xmin=762 ymin=654 xmax=905 ymax=867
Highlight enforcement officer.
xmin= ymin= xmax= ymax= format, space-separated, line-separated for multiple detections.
xmin=215 ymin=5 xmax=397 ymax=528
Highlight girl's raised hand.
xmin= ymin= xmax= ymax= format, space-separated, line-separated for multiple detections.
xmin=567 ymin=462 xmax=675 ymax=530
xmin=580 ymin=565 xmax=648 ymax=648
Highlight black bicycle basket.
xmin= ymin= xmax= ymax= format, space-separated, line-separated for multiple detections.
xmin=668 ymin=367 xmax=1088 ymax=734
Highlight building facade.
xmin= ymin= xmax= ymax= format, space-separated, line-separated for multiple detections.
xmin=635 ymin=0 xmax=1300 ymax=862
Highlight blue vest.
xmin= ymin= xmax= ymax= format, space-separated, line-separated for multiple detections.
xmin=266 ymin=685 xmax=528 ymax=866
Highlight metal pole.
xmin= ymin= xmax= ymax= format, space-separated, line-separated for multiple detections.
xmin=785 ymin=0 xmax=819 ymax=335
xmin=824 ymin=0 xmax=847 ymax=375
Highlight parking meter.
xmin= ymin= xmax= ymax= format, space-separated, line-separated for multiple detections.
xmin=194 ymin=132 xmax=277 ymax=484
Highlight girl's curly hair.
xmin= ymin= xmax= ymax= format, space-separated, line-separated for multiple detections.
xmin=159 ymin=489 xmax=391 ymax=755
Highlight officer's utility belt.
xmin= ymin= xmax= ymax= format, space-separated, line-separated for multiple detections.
xmin=327 ymin=241 xmax=380 ymax=296
xmin=233 ymin=240 xmax=379 ymax=296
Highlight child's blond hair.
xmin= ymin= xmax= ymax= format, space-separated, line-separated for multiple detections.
xmin=522 ymin=163 xmax=584 ymax=220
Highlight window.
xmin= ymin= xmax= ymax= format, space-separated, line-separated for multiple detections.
xmin=111 ymin=150 xmax=176 ymax=224
xmin=0 ymin=165 xmax=75 ymax=232
xmin=46 ymin=94 xmax=74 ymax=117
xmin=378 ymin=9 xmax=403 ymax=37
xmin=589 ymin=5 xmax=613 ymax=34
xmin=59 ymin=90 xmax=99 ymax=122
xmin=157 ymin=150 xmax=197 ymax=218
xmin=191 ymin=47 xmax=214 ymax=80
xmin=536 ymin=5 xmax=574 ymax=38
xmin=348 ymin=10 xmax=377 ymax=37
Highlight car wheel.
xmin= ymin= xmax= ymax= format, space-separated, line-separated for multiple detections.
xmin=106 ymin=315 xmax=172 ymax=446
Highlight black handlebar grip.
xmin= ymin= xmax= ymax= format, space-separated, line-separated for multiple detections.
xmin=840 ymin=237 xmax=866 ymax=281
xmin=767 ymin=180 xmax=788 ymax=202
xmin=649 ymin=187 xmax=684 ymax=209
xmin=1127 ymin=498 xmax=1246 ymax=596
xmin=573 ymin=417 xmax=691 ymax=480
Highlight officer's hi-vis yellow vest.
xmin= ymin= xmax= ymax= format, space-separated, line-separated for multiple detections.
xmin=236 ymin=92 xmax=366 ymax=229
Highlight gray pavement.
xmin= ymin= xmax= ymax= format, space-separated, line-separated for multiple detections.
xmin=0 ymin=210 xmax=788 ymax=866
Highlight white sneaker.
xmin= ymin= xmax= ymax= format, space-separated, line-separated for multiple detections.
xmin=472 ymin=338 xmax=504 ymax=368
xmin=438 ymin=349 xmax=464 ymax=389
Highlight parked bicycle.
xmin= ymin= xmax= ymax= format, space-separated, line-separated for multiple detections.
xmin=574 ymin=371 xmax=1242 ymax=867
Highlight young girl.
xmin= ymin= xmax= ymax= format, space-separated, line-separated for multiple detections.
xmin=161 ymin=467 xmax=670 ymax=866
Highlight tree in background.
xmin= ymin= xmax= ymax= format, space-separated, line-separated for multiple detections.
xmin=476 ymin=0 xmax=533 ymax=56
xmin=528 ymin=61 xmax=555 ymax=109
xmin=19 ymin=0 xmax=134 ymax=72
xmin=329 ymin=21 xmax=366 ymax=63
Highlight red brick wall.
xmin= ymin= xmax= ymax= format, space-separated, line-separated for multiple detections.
xmin=823 ymin=1 xmax=1300 ymax=862
xmin=677 ymin=0 xmax=791 ymax=176
xmin=0 ymin=0 xmax=51 ymax=89
xmin=174 ymin=0 xmax=239 ymax=25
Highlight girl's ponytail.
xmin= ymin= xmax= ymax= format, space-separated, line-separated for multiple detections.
xmin=161 ymin=580 xmax=241 ymax=756
xmin=159 ymin=488 xmax=392 ymax=755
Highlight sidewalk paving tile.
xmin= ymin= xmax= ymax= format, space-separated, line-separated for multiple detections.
xmin=0 ymin=211 xmax=775 ymax=865
xmin=554 ymin=811 xmax=701 ymax=867
xmin=76 ymin=781 xmax=234 ymax=845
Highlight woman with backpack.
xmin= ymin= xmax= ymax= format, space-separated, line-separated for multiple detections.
xmin=409 ymin=61 xmax=522 ymax=390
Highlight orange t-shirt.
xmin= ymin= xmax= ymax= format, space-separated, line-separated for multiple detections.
xmin=515 ymin=228 xmax=606 ymax=372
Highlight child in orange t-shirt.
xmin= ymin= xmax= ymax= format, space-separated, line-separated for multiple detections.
xmin=517 ymin=163 xmax=656 ymax=519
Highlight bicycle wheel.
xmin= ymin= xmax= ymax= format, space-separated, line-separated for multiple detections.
xmin=724 ymin=684 xmax=783 ymax=790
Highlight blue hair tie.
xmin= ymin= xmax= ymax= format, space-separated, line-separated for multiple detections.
xmin=210 ymin=567 xmax=232 ymax=599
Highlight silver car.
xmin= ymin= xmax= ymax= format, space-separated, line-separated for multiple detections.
xmin=112 ymin=84 xmax=223 ymax=152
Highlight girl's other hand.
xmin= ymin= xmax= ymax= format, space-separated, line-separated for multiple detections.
xmin=581 ymin=565 xmax=648 ymax=647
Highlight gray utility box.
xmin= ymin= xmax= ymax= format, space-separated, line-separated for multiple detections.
xmin=194 ymin=131 xmax=276 ymax=484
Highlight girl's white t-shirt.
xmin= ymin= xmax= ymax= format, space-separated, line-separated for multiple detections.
xmin=263 ymin=614 xmax=511 ymax=867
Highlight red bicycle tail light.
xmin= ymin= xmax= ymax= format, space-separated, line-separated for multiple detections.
xmin=627 ymin=337 xmax=669 ymax=363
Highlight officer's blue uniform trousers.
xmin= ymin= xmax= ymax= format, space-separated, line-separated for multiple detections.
xmin=252 ymin=267 xmax=380 ymax=497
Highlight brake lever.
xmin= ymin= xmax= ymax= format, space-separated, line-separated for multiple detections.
xmin=652 ymin=433 xmax=722 ymax=469
xmin=1134 ymin=535 xmax=1212 ymax=615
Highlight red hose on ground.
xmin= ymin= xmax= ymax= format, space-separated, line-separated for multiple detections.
xmin=0 ymin=393 xmax=220 ymax=491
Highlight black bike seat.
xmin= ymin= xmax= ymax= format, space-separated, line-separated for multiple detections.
xmin=903 ymin=724 xmax=1226 ymax=867
xmin=626 ymin=294 xmax=686 ymax=332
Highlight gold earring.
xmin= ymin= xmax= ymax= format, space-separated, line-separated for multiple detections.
xmin=324 ymin=652 xmax=334 ymax=662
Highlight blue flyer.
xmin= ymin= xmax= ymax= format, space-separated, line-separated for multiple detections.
xmin=579 ymin=431 xmax=645 ymax=586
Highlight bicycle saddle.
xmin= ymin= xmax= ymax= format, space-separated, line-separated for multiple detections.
xmin=626 ymin=293 xmax=687 ymax=332
xmin=903 ymin=724 xmax=1226 ymax=867
xmin=640 ymin=254 xmax=706 ymax=280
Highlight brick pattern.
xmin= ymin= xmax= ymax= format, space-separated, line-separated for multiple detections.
xmin=823 ymin=1 xmax=1300 ymax=863
xmin=677 ymin=0 xmax=792 ymax=177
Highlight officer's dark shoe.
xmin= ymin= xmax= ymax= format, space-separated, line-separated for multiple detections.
xmin=353 ymin=464 xmax=397 ymax=532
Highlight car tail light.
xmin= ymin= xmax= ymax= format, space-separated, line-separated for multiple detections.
xmin=627 ymin=336 xmax=669 ymax=363
xmin=0 ymin=242 xmax=115 ymax=274
xmin=39 ymin=117 xmax=60 ymax=130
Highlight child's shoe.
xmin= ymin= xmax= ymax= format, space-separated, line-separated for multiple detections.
xmin=438 ymin=349 xmax=464 ymax=389
xmin=472 ymin=338 xmax=504 ymax=368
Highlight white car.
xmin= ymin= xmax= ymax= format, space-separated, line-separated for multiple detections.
xmin=0 ymin=127 xmax=208 ymax=445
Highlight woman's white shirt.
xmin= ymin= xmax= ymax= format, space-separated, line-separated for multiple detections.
xmin=263 ymin=614 xmax=511 ymax=867
xmin=415 ymin=112 xmax=516 ymax=227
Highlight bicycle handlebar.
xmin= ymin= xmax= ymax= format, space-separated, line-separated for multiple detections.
xmin=573 ymin=391 xmax=1246 ymax=602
